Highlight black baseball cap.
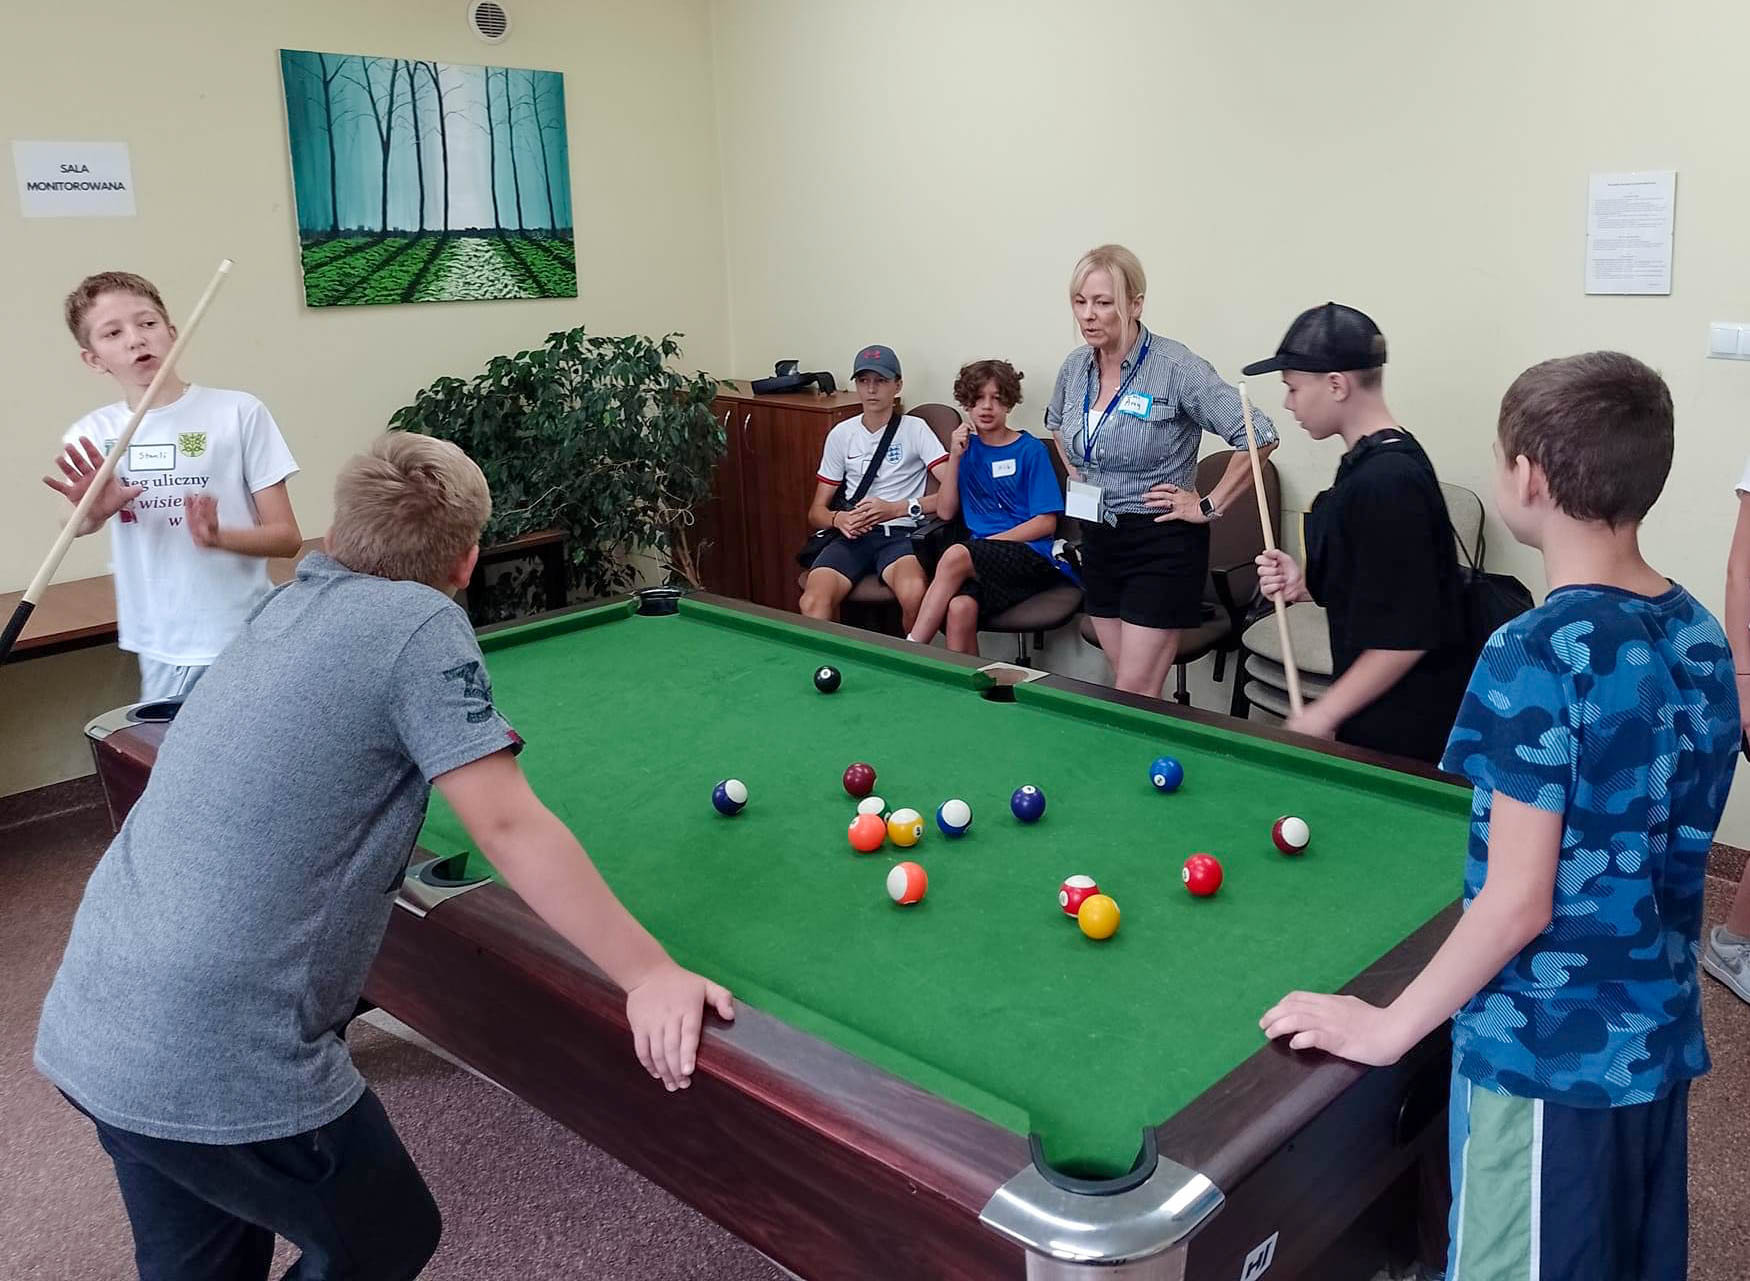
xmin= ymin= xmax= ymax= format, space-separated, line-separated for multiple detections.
xmin=852 ymin=344 xmax=902 ymax=380
xmin=1242 ymin=303 xmax=1387 ymax=376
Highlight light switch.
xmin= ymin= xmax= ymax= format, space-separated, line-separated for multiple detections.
xmin=1711 ymin=323 xmax=1741 ymax=357
xmin=1740 ymin=326 xmax=1750 ymax=358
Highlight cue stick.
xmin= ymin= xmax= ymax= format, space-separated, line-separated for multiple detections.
xmin=1237 ymin=379 xmax=1304 ymax=718
xmin=0 ymin=259 xmax=234 ymax=666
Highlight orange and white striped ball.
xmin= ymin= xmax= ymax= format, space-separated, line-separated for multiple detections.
xmin=886 ymin=860 xmax=927 ymax=905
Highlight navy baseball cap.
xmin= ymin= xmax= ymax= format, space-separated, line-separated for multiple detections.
xmin=852 ymin=344 xmax=902 ymax=380
xmin=1243 ymin=303 xmax=1387 ymax=376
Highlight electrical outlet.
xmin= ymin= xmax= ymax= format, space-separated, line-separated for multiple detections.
xmin=1709 ymin=323 xmax=1750 ymax=360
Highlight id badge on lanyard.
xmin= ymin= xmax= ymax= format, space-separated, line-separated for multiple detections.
xmin=1071 ymin=332 xmax=1151 ymax=524
xmin=1065 ymin=478 xmax=1103 ymax=522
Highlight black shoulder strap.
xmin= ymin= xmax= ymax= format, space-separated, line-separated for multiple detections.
xmin=843 ymin=409 xmax=904 ymax=508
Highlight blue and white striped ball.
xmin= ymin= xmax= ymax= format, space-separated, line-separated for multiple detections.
xmin=711 ymin=778 xmax=748 ymax=816
xmin=936 ymin=798 xmax=972 ymax=838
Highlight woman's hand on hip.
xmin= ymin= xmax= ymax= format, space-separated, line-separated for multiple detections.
xmin=1144 ymin=482 xmax=1207 ymax=524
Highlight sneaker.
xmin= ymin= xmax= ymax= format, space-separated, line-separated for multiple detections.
xmin=1702 ymin=926 xmax=1750 ymax=1005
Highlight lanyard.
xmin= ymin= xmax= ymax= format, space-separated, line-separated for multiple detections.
xmin=1076 ymin=329 xmax=1151 ymax=465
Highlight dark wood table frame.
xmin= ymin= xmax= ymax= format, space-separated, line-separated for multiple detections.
xmin=83 ymin=592 xmax=1460 ymax=1281
xmin=3 ymin=531 xmax=566 ymax=661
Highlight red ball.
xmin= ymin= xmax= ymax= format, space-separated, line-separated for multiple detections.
xmin=1058 ymin=875 xmax=1100 ymax=918
xmin=1182 ymin=853 xmax=1223 ymax=897
xmin=842 ymin=762 xmax=877 ymax=798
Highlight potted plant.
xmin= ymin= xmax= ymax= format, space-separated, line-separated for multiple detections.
xmin=389 ymin=327 xmax=722 ymax=618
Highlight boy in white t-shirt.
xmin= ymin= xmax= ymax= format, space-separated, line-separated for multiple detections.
xmin=799 ymin=344 xmax=948 ymax=633
xmin=43 ymin=272 xmax=304 ymax=701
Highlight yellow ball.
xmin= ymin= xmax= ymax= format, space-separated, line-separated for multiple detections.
xmin=1077 ymin=894 xmax=1120 ymax=940
xmin=886 ymin=807 xmax=924 ymax=848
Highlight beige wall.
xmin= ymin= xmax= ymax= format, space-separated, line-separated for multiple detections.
xmin=1 ymin=0 xmax=727 ymax=795
xmin=10 ymin=0 xmax=1750 ymax=839
xmin=709 ymin=0 xmax=1750 ymax=838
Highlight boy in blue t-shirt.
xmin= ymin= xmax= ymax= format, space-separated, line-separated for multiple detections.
xmin=1261 ymin=352 xmax=1738 ymax=1281
xmin=905 ymin=360 xmax=1071 ymax=654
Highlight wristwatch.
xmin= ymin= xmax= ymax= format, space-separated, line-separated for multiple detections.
xmin=1198 ymin=495 xmax=1222 ymax=520
xmin=907 ymin=499 xmax=924 ymax=520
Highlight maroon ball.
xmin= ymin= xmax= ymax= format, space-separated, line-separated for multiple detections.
xmin=842 ymin=762 xmax=877 ymax=798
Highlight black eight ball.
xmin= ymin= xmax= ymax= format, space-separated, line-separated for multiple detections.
xmin=813 ymin=665 xmax=842 ymax=694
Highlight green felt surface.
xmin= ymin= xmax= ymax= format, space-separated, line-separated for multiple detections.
xmin=419 ymin=599 xmax=1470 ymax=1173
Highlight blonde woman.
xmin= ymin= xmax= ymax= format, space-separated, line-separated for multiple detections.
xmin=1046 ymin=245 xmax=1278 ymax=696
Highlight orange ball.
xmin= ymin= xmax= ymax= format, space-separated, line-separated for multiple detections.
xmin=1077 ymin=894 xmax=1120 ymax=940
xmin=848 ymin=813 xmax=887 ymax=853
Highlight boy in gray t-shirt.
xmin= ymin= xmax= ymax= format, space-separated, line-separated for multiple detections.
xmin=36 ymin=433 xmax=733 ymax=1281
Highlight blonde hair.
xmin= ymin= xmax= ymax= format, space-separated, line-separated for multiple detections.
xmin=1069 ymin=244 xmax=1147 ymax=322
xmin=328 ymin=433 xmax=492 ymax=586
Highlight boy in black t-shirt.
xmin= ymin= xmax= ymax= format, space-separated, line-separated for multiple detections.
xmin=1248 ymin=304 xmax=1467 ymax=765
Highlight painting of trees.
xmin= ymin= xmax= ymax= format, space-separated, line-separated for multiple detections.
xmin=279 ymin=48 xmax=576 ymax=306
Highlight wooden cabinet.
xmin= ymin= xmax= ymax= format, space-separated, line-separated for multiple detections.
xmin=688 ymin=381 xmax=865 ymax=612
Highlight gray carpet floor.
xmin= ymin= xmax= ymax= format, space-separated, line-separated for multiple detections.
xmin=4 ymin=802 xmax=1746 ymax=1279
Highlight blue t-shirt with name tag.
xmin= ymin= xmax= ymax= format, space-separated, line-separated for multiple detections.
xmin=957 ymin=433 xmax=1064 ymax=561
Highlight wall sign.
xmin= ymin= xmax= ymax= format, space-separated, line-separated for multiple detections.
xmin=13 ymin=141 xmax=136 ymax=218
xmin=1585 ymin=170 xmax=1675 ymax=296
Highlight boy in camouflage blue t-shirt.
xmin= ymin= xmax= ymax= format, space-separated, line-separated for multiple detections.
xmin=1262 ymin=352 xmax=1738 ymax=1280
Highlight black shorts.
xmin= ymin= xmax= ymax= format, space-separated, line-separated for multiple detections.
xmin=1079 ymin=515 xmax=1209 ymax=630
xmin=954 ymin=540 xmax=1069 ymax=623
xmin=809 ymin=527 xmax=918 ymax=584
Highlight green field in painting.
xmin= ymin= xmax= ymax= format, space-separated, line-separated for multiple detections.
xmin=299 ymin=232 xmax=577 ymax=306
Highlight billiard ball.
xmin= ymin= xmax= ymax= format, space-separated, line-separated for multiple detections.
xmin=887 ymin=808 xmax=925 ymax=848
xmin=843 ymin=762 xmax=877 ymax=797
xmin=1058 ymin=875 xmax=1099 ymax=917
xmin=936 ymin=798 xmax=972 ymax=838
xmin=1182 ymin=853 xmax=1223 ymax=897
xmin=711 ymin=779 xmax=747 ymax=816
xmin=1010 ymin=785 xmax=1046 ymax=823
xmin=1272 ymin=815 xmax=1310 ymax=855
xmin=848 ymin=813 xmax=887 ymax=853
xmin=814 ymin=665 xmax=842 ymax=694
xmin=1148 ymin=756 xmax=1184 ymax=793
xmin=887 ymin=860 xmax=928 ymax=905
xmin=1077 ymin=894 xmax=1120 ymax=940
xmin=857 ymin=795 xmax=889 ymax=818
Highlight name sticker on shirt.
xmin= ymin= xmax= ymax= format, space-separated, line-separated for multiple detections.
xmin=991 ymin=458 xmax=1017 ymax=478
xmin=127 ymin=443 xmax=176 ymax=472
xmin=1117 ymin=391 xmax=1153 ymax=419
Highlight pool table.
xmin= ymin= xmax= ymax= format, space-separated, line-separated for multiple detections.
xmin=85 ymin=591 xmax=1469 ymax=1281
